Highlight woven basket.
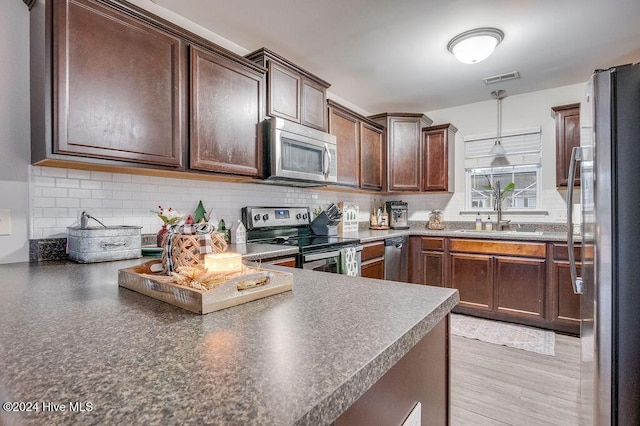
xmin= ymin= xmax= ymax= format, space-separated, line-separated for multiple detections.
xmin=161 ymin=232 xmax=227 ymax=274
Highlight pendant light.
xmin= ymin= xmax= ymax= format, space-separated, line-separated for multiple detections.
xmin=447 ymin=28 xmax=504 ymax=64
xmin=490 ymin=90 xmax=507 ymax=156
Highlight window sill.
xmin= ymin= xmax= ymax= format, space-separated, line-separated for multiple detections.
xmin=459 ymin=210 xmax=549 ymax=216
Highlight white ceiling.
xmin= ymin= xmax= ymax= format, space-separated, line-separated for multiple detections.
xmin=151 ymin=0 xmax=640 ymax=113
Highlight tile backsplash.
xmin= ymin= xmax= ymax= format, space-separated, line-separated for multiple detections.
xmin=29 ymin=166 xmax=374 ymax=238
xmin=29 ymin=166 xmax=569 ymax=239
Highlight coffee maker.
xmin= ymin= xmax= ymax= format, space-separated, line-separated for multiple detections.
xmin=385 ymin=201 xmax=409 ymax=229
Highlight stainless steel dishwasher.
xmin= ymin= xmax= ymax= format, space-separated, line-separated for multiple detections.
xmin=384 ymin=235 xmax=408 ymax=282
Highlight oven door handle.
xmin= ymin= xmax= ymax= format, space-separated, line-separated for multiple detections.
xmin=303 ymin=250 xmax=341 ymax=262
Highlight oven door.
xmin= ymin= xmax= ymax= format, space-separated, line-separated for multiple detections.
xmin=301 ymin=247 xmax=362 ymax=276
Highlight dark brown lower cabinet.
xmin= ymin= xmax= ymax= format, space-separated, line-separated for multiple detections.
xmin=447 ymin=239 xmax=548 ymax=327
xmin=335 ymin=316 xmax=449 ymax=426
xmin=450 ymin=253 xmax=494 ymax=312
xmin=263 ymin=256 xmax=296 ymax=268
xmin=547 ymin=243 xmax=584 ymax=334
xmin=361 ymin=241 xmax=385 ymax=279
xmin=409 ymin=237 xmax=446 ymax=286
xmin=495 ymin=256 xmax=546 ymax=320
xmin=408 ymin=237 xmax=582 ymax=333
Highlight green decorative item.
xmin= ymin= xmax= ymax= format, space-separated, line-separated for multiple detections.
xmin=193 ymin=200 xmax=207 ymax=223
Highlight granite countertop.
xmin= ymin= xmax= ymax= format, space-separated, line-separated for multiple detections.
xmin=0 ymin=260 xmax=458 ymax=425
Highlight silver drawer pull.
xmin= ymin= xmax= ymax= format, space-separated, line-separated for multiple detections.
xmin=101 ymin=241 xmax=128 ymax=248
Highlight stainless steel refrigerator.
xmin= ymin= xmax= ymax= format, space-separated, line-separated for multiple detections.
xmin=567 ymin=63 xmax=640 ymax=425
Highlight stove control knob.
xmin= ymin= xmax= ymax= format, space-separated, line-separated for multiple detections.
xmin=262 ymin=214 xmax=269 ymax=221
xmin=296 ymin=213 xmax=302 ymax=220
xmin=253 ymin=214 xmax=260 ymax=222
xmin=302 ymin=213 xmax=308 ymax=220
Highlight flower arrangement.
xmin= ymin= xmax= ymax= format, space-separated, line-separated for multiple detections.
xmin=153 ymin=206 xmax=183 ymax=226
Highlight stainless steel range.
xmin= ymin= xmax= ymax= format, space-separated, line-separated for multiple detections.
xmin=242 ymin=206 xmax=362 ymax=275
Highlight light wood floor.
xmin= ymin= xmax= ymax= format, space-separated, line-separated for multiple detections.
xmin=450 ymin=331 xmax=581 ymax=425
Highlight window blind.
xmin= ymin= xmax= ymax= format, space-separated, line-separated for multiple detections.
xmin=464 ymin=126 xmax=542 ymax=169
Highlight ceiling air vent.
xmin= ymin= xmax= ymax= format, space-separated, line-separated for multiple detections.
xmin=482 ymin=71 xmax=520 ymax=85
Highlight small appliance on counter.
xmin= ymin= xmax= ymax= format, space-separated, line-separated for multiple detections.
xmin=386 ymin=201 xmax=409 ymax=230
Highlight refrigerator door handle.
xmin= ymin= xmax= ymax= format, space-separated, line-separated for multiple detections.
xmin=567 ymin=146 xmax=584 ymax=295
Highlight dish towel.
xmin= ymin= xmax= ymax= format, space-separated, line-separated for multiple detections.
xmin=339 ymin=247 xmax=358 ymax=277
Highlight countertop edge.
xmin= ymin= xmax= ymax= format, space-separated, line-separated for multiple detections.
xmin=357 ymin=229 xmax=573 ymax=243
xmin=296 ymin=289 xmax=459 ymax=425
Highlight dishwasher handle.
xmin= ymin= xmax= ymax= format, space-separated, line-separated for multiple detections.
xmin=384 ymin=236 xmax=408 ymax=247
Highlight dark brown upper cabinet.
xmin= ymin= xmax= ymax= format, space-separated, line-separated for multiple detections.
xmin=328 ymin=101 xmax=360 ymax=187
xmin=422 ymin=124 xmax=457 ymax=192
xmin=35 ymin=0 xmax=187 ymax=168
xmin=328 ymin=100 xmax=384 ymax=191
xmin=246 ymin=48 xmax=330 ymax=131
xmin=369 ymin=113 xmax=432 ymax=192
xmin=552 ymin=103 xmax=580 ymax=187
xmin=359 ymin=121 xmax=384 ymax=191
xmin=189 ymin=45 xmax=265 ymax=177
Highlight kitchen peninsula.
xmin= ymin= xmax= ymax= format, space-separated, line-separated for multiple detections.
xmin=0 ymin=257 xmax=457 ymax=425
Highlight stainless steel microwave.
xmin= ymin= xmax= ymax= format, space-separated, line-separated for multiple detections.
xmin=266 ymin=117 xmax=337 ymax=186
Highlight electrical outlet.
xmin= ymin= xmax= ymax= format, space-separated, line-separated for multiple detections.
xmin=0 ymin=209 xmax=12 ymax=235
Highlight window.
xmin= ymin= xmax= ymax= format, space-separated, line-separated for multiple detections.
xmin=464 ymin=127 xmax=542 ymax=211
xmin=467 ymin=165 xmax=540 ymax=210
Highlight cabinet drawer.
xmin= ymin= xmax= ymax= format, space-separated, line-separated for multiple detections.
xmin=263 ymin=256 xmax=296 ymax=267
xmin=450 ymin=238 xmax=546 ymax=258
xmin=362 ymin=241 xmax=385 ymax=262
xmin=551 ymin=243 xmax=592 ymax=260
xmin=421 ymin=237 xmax=444 ymax=251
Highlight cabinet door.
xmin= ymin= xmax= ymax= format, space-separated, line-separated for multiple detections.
xmin=190 ymin=46 xmax=264 ymax=177
xmin=360 ymin=122 xmax=384 ymax=191
xmin=54 ymin=0 xmax=185 ymax=167
xmin=302 ymin=78 xmax=327 ymax=130
xmin=361 ymin=241 xmax=385 ymax=279
xmin=422 ymin=251 xmax=445 ymax=287
xmin=495 ymin=256 xmax=546 ymax=320
xmin=549 ymin=260 xmax=581 ymax=333
xmin=422 ymin=124 xmax=456 ymax=192
xmin=361 ymin=260 xmax=385 ymax=279
xmin=268 ymin=61 xmax=301 ymax=123
xmin=552 ymin=103 xmax=580 ymax=187
xmin=449 ymin=253 xmax=493 ymax=311
xmin=388 ymin=117 xmax=421 ymax=192
xmin=328 ymin=105 xmax=359 ymax=187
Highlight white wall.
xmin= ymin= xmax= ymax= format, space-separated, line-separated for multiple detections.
xmin=403 ymin=83 xmax=586 ymax=224
xmin=0 ymin=2 xmax=30 ymax=263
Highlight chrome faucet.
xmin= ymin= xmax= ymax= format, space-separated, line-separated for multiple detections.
xmin=494 ymin=181 xmax=511 ymax=231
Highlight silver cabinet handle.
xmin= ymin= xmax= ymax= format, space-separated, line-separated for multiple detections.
xmin=101 ymin=241 xmax=129 ymax=248
xmin=567 ymin=146 xmax=583 ymax=295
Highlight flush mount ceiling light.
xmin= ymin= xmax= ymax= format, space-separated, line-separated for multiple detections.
xmin=490 ymin=89 xmax=507 ymax=156
xmin=447 ymin=28 xmax=504 ymax=64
